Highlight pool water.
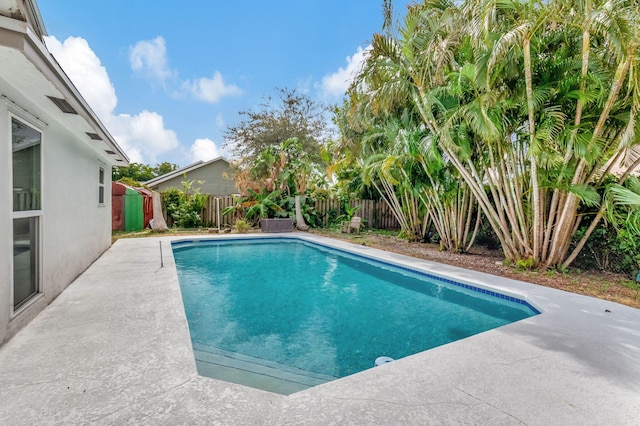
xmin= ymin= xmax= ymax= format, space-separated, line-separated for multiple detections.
xmin=173 ymin=238 xmax=537 ymax=394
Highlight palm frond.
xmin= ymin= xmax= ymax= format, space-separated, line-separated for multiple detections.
xmin=568 ymin=184 xmax=601 ymax=207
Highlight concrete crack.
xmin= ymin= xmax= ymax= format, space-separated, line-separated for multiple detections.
xmin=489 ymin=345 xmax=553 ymax=367
xmin=456 ymin=387 xmax=528 ymax=425
xmin=88 ymin=376 xmax=196 ymax=423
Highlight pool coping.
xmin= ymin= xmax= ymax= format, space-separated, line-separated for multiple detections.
xmin=1 ymin=233 xmax=639 ymax=424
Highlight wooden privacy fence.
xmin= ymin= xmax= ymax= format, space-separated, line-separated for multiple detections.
xmin=314 ymin=198 xmax=400 ymax=230
xmin=202 ymin=195 xmax=243 ymax=227
xmin=164 ymin=195 xmax=400 ymax=230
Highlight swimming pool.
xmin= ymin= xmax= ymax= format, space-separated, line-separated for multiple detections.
xmin=172 ymin=237 xmax=539 ymax=395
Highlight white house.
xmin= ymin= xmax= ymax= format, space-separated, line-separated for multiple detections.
xmin=0 ymin=0 xmax=128 ymax=344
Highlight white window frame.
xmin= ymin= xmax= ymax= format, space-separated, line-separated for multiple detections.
xmin=98 ymin=164 xmax=105 ymax=206
xmin=9 ymin=113 xmax=44 ymax=316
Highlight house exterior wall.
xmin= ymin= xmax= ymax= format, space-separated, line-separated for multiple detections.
xmin=41 ymin=123 xmax=113 ymax=298
xmin=1 ymin=94 xmax=115 ymax=344
xmin=153 ymin=160 xmax=237 ymax=195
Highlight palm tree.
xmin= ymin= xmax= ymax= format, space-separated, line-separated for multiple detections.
xmin=361 ymin=124 xmax=431 ymax=241
xmin=339 ymin=0 xmax=640 ymax=268
xmin=346 ymin=4 xmax=480 ymax=249
xmin=547 ymin=0 xmax=640 ymax=267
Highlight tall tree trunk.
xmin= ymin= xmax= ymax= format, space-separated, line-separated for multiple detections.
xmin=542 ymin=14 xmax=591 ymax=264
xmin=294 ymin=195 xmax=309 ymax=231
xmin=524 ymin=37 xmax=542 ymax=263
xmin=546 ymin=54 xmax=633 ymax=267
xmin=151 ymin=191 xmax=169 ymax=231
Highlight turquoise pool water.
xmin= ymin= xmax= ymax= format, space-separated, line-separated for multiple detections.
xmin=173 ymin=238 xmax=538 ymax=394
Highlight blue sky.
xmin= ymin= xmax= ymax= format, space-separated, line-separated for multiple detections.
xmin=37 ymin=1 xmax=411 ymax=167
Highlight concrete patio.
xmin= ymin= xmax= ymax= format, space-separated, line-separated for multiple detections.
xmin=1 ymin=234 xmax=639 ymax=425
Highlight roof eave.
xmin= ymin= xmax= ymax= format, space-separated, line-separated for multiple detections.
xmin=0 ymin=11 xmax=129 ymax=165
xmin=24 ymin=28 xmax=129 ymax=163
xmin=145 ymin=157 xmax=229 ymax=186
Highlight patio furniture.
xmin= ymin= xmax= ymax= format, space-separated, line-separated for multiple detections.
xmin=260 ymin=218 xmax=293 ymax=233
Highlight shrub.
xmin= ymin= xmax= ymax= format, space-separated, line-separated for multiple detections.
xmin=233 ymin=218 xmax=252 ymax=233
xmin=162 ymin=181 xmax=207 ymax=228
xmin=571 ymin=224 xmax=640 ymax=277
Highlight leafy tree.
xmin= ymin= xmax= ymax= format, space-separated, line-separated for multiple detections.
xmin=162 ymin=180 xmax=208 ymax=228
xmin=243 ymin=189 xmax=286 ymax=220
xmin=115 ymin=177 xmax=145 ymax=188
xmin=341 ymin=5 xmax=481 ymax=249
xmin=154 ymin=162 xmax=179 ymax=176
xmin=225 ymin=138 xmax=328 ymax=228
xmin=223 ymin=87 xmax=333 ymax=166
xmin=223 ymin=189 xmax=286 ymax=223
xmin=112 ymin=163 xmax=156 ymax=182
xmin=112 ymin=162 xmax=179 ymax=182
xmin=338 ymin=0 xmax=640 ymax=267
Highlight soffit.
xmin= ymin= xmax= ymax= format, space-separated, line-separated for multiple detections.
xmin=0 ymin=0 xmax=46 ymax=40
xmin=0 ymin=1 xmax=23 ymax=20
xmin=0 ymin=18 xmax=128 ymax=164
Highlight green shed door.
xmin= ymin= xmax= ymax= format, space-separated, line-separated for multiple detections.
xmin=124 ymin=188 xmax=144 ymax=231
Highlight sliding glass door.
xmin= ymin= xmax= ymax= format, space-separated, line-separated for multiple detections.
xmin=12 ymin=217 xmax=38 ymax=308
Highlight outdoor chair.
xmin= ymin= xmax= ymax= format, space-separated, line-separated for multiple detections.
xmin=341 ymin=216 xmax=362 ymax=234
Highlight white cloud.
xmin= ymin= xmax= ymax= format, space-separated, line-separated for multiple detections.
xmin=106 ymin=111 xmax=179 ymax=164
xmin=296 ymin=76 xmax=313 ymax=94
xmin=45 ymin=35 xmax=179 ymax=164
xmin=183 ymin=71 xmax=242 ymax=104
xmin=130 ymin=37 xmax=241 ymax=104
xmin=121 ymin=147 xmax=145 ymax=164
xmin=129 ymin=36 xmax=174 ymax=85
xmin=189 ymin=138 xmax=220 ymax=163
xmin=320 ymin=45 xmax=370 ymax=99
xmin=45 ymin=36 xmax=117 ymax=120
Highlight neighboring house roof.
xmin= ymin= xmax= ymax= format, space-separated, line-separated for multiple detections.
xmin=0 ymin=0 xmax=129 ymax=165
xmin=144 ymin=156 xmax=231 ymax=187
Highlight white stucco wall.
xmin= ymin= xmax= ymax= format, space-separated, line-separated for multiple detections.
xmin=0 ymin=0 xmax=127 ymax=345
xmin=0 ymin=92 xmax=114 ymax=344
xmin=40 ymin=122 xmax=113 ymax=298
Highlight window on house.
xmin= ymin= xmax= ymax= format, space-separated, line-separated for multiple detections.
xmin=99 ymin=166 xmax=105 ymax=205
xmin=13 ymin=217 xmax=38 ymax=309
xmin=12 ymin=119 xmax=41 ymax=211
xmin=12 ymin=117 xmax=41 ymax=310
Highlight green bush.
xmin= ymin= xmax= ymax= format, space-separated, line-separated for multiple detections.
xmin=474 ymin=219 xmax=501 ymax=251
xmin=162 ymin=181 xmax=208 ymax=228
xmin=233 ymin=218 xmax=252 ymax=233
xmin=571 ymin=224 xmax=640 ymax=276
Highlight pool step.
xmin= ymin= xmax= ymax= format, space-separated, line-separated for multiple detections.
xmin=191 ymin=342 xmax=336 ymax=395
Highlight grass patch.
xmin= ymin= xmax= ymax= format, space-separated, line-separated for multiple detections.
xmin=112 ymin=228 xmax=211 ymax=243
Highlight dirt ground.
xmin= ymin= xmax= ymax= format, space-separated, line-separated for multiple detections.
xmin=115 ymin=228 xmax=640 ymax=310
xmin=311 ymin=229 xmax=640 ymax=310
